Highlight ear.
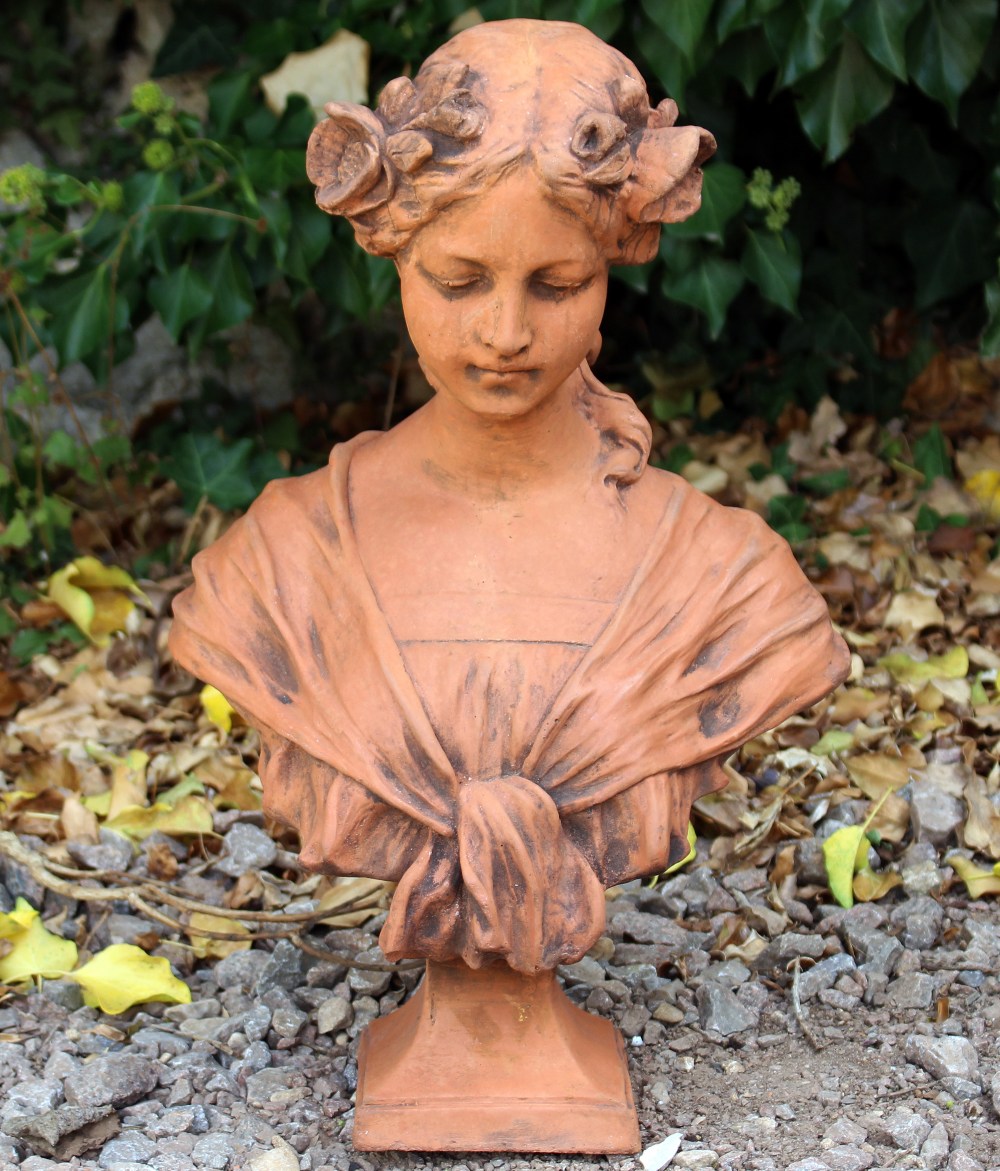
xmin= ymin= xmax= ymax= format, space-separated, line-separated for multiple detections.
xmin=306 ymin=104 xmax=388 ymax=215
xmin=626 ymin=124 xmax=716 ymax=225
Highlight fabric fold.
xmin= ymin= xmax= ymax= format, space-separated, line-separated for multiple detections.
xmin=169 ymin=431 xmax=850 ymax=972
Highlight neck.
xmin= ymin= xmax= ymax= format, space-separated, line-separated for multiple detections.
xmin=414 ymin=369 xmax=595 ymax=502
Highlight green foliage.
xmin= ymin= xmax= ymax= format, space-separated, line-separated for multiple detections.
xmin=0 ymin=0 xmax=997 ymax=560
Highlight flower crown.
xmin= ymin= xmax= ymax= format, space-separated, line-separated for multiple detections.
xmin=306 ymin=53 xmax=714 ymax=262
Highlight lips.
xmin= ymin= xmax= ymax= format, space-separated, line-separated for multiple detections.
xmin=466 ymin=364 xmax=539 ymax=381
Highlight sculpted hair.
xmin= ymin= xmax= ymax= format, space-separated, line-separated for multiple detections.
xmin=305 ymin=19 xmax=715 ymax=263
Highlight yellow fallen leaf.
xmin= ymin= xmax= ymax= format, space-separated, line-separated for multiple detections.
xmin=853 ymin=867 xmax=902 ymax=902
xmin=962 ymin=777 xmax=1000 ymax=859
xmin=664 ymin=822 xmax=698 ymax=874
xmin=156 ymin=774 xmax=206 ymax=806
xmin=90 ymin=744 xmax=149 ymax=819
xmin=948 ymin=854 xmax=1000 ymax=899
xmin=68 ymin=943 xmax=191 ymax=1014
xmin=186 ymin=912 xmax=251 ymax=959
xmin=104 ymin=794 xmax=214 ymax=840
xmin=965 ymin=469 xmax=1000 ymax=521
xmin=81 ymin=790 xmax=112 ymax=817
xmin=884 ymin=590 xmax=945 ymax=634
xmin=317 ymin=876 xmax=394 ymax=927
xmin=0 ymin=899 xmax=78 ymax=984
xmin=812 ymin=729 xmax=855 ymax=757
xmin=46 ymin=557 xmax=148 ymax=647
xmin=200 ymin=685 xmax=235 ymax=735
xmin=846 ymin=753 xmax=910 ymax=800
xmin=879 ymin=645 xmax=969 ymax=686
xmin=60 ymin=792 xmax=100 ymax=843
xmin=822 ymin=825 xmax=867 ymax=908
xmin=823 ymin=790 xmax=891 ymax=908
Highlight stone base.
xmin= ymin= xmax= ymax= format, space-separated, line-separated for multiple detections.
xmin=353 ymin=960 xmax=640 ymax=1153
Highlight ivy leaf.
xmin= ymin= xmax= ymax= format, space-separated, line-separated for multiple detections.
xmin=904 ymin=198 xmax=996 ymax=310
xmin=666 ymin=162 xmax=746 ymax=242
xmin=642 ymin=0 xmax=714 ymax=63
xmin=149 ymin=267 xmax=214 ymax=342
xmin=766 ymin=0 xmax=852 ymax=88
xmin=741 ymin=229 xmax=802 ymax=314
xmin=68 ymin=943 xmax=192 ymax=1014
xmin=905 ymin=0 xmax=997 ymax=121
xmin=795 ymin=34 xmax=894 ymax=162
xmin=190 ymin=246 xmax=255 ymax=348
xmin=983 ymin=272 xmax=1000 ymax=358
xmin=912 ymin=423 xmax=951 ymax=482
xmin=161 ymin=433 xmax=257 ymax=512
xmin=844 ymin=0 xmax=923 ymax=81
xmin=46 ymin=265 xmax=111 ymax=365
xmin=662 ymin=255 xmax=745 ymax=337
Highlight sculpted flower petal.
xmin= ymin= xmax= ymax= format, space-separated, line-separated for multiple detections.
xmin=307 ymin=103 xmax=386 ymax=213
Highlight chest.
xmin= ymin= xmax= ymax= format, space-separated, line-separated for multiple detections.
xmin=353 ymin=478 xmax=657 ymax=611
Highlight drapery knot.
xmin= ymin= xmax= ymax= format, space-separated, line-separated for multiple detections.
xmin=379 ymin=773 xmax=606 ymax=973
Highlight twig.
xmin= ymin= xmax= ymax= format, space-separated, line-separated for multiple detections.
xmin=294 ymin=932 xmax=423 ymax=972
xmin=789 ymin=957 xmax=825 ymax=1051
xmin=0 ymin=830 xmax=410 ymax=972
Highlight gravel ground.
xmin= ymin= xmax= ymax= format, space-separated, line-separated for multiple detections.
xmin=1 ymin=863 xmax=999 ymax=1171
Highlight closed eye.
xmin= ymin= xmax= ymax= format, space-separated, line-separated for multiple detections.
xmin=531 ymin=275 xmax=595 ymax=301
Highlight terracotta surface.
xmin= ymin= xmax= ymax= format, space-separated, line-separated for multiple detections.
xmin=170 ymin=18 xmax=851 ymax=1154
xmin=354 ymin=960 xmax=638 ymax=1152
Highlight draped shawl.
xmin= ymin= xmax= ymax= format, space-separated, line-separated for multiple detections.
xmin=170 ymin=432 xmax=849 ymax=972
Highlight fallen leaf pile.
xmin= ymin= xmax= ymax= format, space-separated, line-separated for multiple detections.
xmin=0 ymin=362 xmax=998 ymax=1007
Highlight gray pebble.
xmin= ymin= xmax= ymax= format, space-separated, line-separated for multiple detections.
xmin=97 ymin=1132 xmax=157 ymax=1168
xmin=243 ymin=1004 xmax=272 ymax=1042
xmin=148 ymin=1104 xmax=211 ymax=1137
xmin=619 ymin=1004 xmax=650 ymax=1037
xmin=887 ymin=971 xmax=935 ymax=1009
xmin=558 ymin=956 xmax=606 ymax=985
xmin=255 ymin=940 xmax=304 ymax=996
xmin=66 ymin=829 xmax=133 ymax=872
xmin=64 ymin=1054 xmax=161 ymax=1109
xmin=798 ymin=953 xmax=858 ymax=1001
xmin=920 ymin=1121 xmax=950 ymax=1169
xmin=192 ymin=1131 xmax=236 ymax=1169
xmin=39 ymin=979 xmax=84 ymax=1011
xmin=823 ymin=1118 xmax=867 ymax=1146
xmin=347 ymin=948 xmax=392 ymax=997
xmin=869 ymin=1106 xmax=931 ymax=1150
xmin=215 ymin=948 xmax=270 ymax=991
xmin=696 ymin=982 xmax=757 ymax=1036
xmin=215 ymin=822 xmax=277 ymax=877
xmin=905 ymin=1033 xmax=979 ymax=1081
xmin=232 ymin=1040 xmax=271 ymax=1082
xmin=243 ymin=1067 xmax=306 ymax=1108
xmin=823 ymin=1146 xmax=873 ymax=1171
xmin=841 ymin=922 xmax=902 ymax=976
xmin=317 ymin=995 xmax=354 ymax=1035
xmin=938 ymin=1076 xmax=983 ymax=1100
xmin=271 ymin=1005 xmax=307 ymax=1039
xmin=8 ymin=1078 xmax=63 ymax=1113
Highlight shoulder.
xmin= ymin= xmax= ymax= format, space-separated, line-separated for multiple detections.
xmin=641 ymin=465 xmax=779 ymax=547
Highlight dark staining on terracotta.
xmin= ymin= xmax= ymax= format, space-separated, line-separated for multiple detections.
xmin=308 ymin=618 xmax=329 ymax=678
xmin=698 ymin=686 xmax=742 ymax=739
xmin=251 ymin=629 xmax=300 ymax=701
xmin=667 ymin=831 xmax=689 ymax=868
xmin=682 ymin=634 xmax=729 ymax=677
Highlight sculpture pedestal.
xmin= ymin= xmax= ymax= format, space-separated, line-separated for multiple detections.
xmin=353 ymin=960 xmax=640 ymax=1153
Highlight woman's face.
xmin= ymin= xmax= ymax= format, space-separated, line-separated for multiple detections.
xmin=396 ymin=168 xmax=609 ymax=421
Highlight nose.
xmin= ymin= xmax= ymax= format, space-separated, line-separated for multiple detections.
xmin=478 ymin=283 xmax=531 ymax=357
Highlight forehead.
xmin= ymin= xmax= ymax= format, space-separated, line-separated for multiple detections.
xmin=410 ymin=169 xmax=600 ymax=269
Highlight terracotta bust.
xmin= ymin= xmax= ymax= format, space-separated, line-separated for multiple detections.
xmin=170 ymin=19 xmax=849 ymax=1154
